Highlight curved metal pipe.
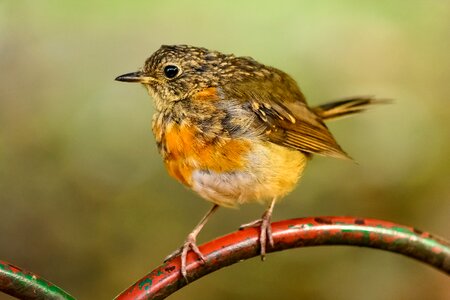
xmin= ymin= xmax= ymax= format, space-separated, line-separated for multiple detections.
xmin=1 ymin=216 xmax=448 ymax=299
xmin=115 ymin=216 xmax=450 ymax=300
xmin=0 ymin=260 xmax=75 ymax=300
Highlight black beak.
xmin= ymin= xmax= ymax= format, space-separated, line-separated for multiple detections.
xmin=115 ymin=71 xmax=145 ymax=83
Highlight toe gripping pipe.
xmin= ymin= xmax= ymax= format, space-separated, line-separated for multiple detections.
xmin=115 ymin=216 xmax=450 ymax=300
xmin=1 ymin=217 xmax=449 ymax=299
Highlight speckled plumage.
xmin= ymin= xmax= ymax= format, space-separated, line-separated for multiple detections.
xmin=116 ymin=44 xmax=380 ymax=278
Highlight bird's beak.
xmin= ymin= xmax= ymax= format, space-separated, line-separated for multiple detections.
xmin=115 ymin=71 xmax=155 ymax=84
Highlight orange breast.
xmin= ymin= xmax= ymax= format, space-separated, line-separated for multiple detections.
xmin=163 ymin=123 xmax=252 ymax=186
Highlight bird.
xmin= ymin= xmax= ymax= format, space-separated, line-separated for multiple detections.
xmin=115 ymin=44 xmax=382 ymax=279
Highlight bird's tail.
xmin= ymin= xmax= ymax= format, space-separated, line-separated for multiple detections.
xmin=312 ymin=97 xmax=388 ymax=121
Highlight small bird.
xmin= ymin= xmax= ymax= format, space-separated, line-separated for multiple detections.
xmin=116 ymin=45 xmax=381 ymax=279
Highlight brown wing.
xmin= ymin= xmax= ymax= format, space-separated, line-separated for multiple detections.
xmin=225 ymin=72 xmax=350 ymax=159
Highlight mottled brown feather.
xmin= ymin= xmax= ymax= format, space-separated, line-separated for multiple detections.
xmin=224 ymin=77 xmax=350 ymax=159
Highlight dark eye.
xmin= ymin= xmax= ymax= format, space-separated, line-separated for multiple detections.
xmin=163 ymin=65 xmax=179 ymax=79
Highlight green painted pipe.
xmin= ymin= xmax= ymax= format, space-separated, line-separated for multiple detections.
xmin=0 ymin=261 xmax=75 ymax=300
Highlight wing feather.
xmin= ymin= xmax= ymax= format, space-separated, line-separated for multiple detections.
xmin=225 ymin=74 xmax=350 ymax=159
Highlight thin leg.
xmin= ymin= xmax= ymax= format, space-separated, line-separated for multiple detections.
xmin=240 ymin=198 xmax=276 ymax=260
xmin=165 ymin=204 xmax=219 ymax=281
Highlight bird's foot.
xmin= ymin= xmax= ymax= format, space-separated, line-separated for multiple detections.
xmin=164 ymin=233 xmax=206 ymax=281
xmin=239 ymin=210 xmax=274 ymax=260
xmin=164 ymin=205 xmax=218 ymax=281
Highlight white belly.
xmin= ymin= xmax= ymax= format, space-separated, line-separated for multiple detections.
xmin=191 ymin=142 xmax=308 ymax=208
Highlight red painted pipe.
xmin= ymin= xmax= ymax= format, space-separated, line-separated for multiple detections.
xmin=115 ymin=216 xmax=450 ymax=300
xmin=1 ymin=216 xmax=448 ymax=299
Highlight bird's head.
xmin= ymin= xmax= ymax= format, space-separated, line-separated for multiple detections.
xmin=115 ymin=45 xmax=265 ymax=109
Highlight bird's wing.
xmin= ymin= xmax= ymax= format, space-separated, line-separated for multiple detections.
xmin=226 ymin=77 xmax=350 ymax=159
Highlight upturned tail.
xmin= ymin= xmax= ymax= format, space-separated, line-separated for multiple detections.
xmin=312 ymin=97 xmax=388 ymax=121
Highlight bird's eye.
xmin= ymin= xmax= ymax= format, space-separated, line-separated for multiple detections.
xmin=163 ymin=65 xmax=180 ymax=79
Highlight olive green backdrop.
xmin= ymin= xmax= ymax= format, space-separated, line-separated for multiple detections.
xmin=0 ymin=1 xmax=449 ymax=299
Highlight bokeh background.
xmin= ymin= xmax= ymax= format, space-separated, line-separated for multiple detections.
xmin=1 ymin=1 xmax=449 ymax=299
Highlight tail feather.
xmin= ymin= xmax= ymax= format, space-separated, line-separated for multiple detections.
xmin=312 ymin=97 xmax=389 ymax=121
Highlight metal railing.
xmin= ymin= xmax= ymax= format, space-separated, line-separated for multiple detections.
xmin=2 ymin=216 xmax=449 ymax=300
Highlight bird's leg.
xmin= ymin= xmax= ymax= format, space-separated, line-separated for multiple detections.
xmin=165 ymin=204 xmax=219 ymax=280
xmin=239 ymin=198 xmax=276 ymax=260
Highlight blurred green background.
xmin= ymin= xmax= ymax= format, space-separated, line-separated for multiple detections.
xmin=1 ymin=1 xmax=449 ymax=299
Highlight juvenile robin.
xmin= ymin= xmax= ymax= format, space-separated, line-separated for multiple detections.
xmin=116 ymin=45 xmax=381 ymax=279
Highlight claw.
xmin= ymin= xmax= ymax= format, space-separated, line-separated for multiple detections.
xmin=164 ymin=248 xmax=181 ymax=263
xmin=239 ymin=219 xmax=263 ymax=230
xmin=164 ymin=237 xmax=206 ymax=281
xmin=240 ymin=198 xmax=276 ymax=260
xmin=180 ymin=233 xmax=206 ymax=280
xmin=164 ymin=205 xmax=219 ymax=281
xmin=259 ymin=211 xmax=274 ymax=260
